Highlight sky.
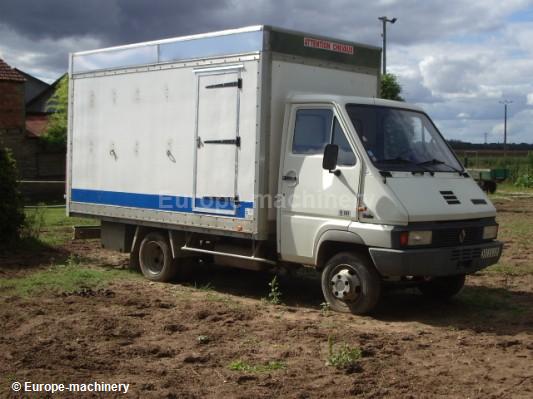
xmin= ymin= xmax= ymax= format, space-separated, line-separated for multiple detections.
xmin=1 ymin=0 xmax=532 ymax=143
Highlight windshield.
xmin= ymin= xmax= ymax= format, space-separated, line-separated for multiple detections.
xmin=345 ymin=104 xmax=463 ymax=173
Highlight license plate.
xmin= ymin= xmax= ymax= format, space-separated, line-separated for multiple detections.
xmin=481 ymin=247 xmax=500 ymax=259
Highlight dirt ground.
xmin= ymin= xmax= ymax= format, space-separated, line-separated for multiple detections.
xmin=1 ymin=196 xmax=532 ymax=398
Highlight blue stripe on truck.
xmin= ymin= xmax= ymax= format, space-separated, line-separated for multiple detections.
xmin=71 ymin=188 xmax=253 ymax=218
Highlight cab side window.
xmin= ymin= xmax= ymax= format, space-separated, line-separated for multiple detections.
xmin=292 ymin=109 xmax=333 ymax=154
xmin=292 ymin=108 xmax=356 ymax=166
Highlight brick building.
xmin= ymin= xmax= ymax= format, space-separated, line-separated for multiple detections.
xmin=0 ymin=59 xmax=25 ymax=130
xmin=0 ymin=58 xmax=65 ymax=201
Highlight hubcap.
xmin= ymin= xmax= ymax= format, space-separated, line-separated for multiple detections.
xmin=141 ymin=241 xmax=165 ymax=275
xmin=330 ymin=267 xmax=361 ymax=301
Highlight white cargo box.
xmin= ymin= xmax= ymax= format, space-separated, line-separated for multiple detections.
xmin=67 ymin=25 xmax=381 ymax=239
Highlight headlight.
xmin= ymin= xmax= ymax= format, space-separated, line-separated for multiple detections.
xmin=408 ymin=231 xmax=432 ymax=246
xmin=483 ymin=225 xmax=498 ymax=240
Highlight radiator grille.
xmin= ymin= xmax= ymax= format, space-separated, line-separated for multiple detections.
xmin=433 ymin=227 xmax=484 ymax=247
xmin=450 ymin=248 xmax=482 ymax=262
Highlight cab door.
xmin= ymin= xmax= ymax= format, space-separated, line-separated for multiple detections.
xmin=278 ymin=104 xmax=361 ymax=263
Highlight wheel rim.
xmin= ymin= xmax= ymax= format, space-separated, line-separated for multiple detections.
xmin=141 ymin=240 xmax=165 ymax=275
xmin=329 ymin=264 xmax=361 ymax=302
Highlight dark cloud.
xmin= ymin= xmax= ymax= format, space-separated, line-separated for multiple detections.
xmin=1 ymin=0 xmax=523 ymax=48
xmin=0 ymin=0 xmax=532 ymax=141
xmin=0 ymin=0 xmax=239 ymax=45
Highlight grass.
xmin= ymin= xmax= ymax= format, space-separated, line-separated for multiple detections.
xmin=266 ymin=275 xmax=282 ymax=305
xmin=196 ymin=335 xmax=210 ymax=344
xmin=194 ymin=282 xmax=214 ymax=291
xmin=320 ymin=302 xmax=331 ymax=316
xmin=499 ymin=216 xmax=532 ymax=245
xmin=23 ymin=205 xmax=96 ymax=246
xmin=326 ymin=336 xmax=362 ymax=371
xmin=485 ymin=262 xmax=532 ymax=276
xmin=0 ymin=259 xmax=138 ymax=297
xmin=205 ymin=292 xmax=241 ymax=307
xmin=494 ymin=182 xmax=533 ymax=194
xmin=228 ymin=359 xmax=286 ymax=373
xmin=483 ymin=200 xmax=533 ymax=277
xmin=458 ymin=288 xmax=525 ymax=316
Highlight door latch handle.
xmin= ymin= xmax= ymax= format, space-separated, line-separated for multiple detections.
xmin=282 ymin=175 xmax=297 ymax=182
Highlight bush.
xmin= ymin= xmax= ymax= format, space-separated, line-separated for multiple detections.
xmin=43 ymin=76 xmax=68 ymax=146
xmin=514 ymin=174 xmax=533 ymax=188
xmin=20 ymin=206 xmax=45 ymax=239
xmin=0 ymin=147 xmax=25 ymax=244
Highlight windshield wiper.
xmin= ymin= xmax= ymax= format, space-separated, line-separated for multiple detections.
xmin=417 ymin=158 xmax=463 ymax=174
xmin=378 ymin=157 xmax=415 ymax=164
xmin=377 ymin=158 xmax=433 ymax=173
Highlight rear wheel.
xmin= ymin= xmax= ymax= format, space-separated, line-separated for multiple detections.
xmin=417 ymin=274 xmax=465 ymax=299
xmin=321 ymin=252 xmax=381 ymax=315
xmin=139 ymin=232 xmax=176 ymax=282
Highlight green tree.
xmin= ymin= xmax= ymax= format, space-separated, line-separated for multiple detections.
xmin=44 ymin=75 xmax=69 ymax=145
xmin=380 ymin=73 xmax=404 ymax=101
xmin=0 ymin=147 xmax=25 ymax=245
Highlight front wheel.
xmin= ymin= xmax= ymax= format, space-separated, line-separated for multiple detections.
xmin=417 ymin=274 xmax=465 ymax=300
xmin=321 ymin=252 xmax=382 ymax=315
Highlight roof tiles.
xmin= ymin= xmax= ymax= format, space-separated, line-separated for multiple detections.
xmin=0 ymin=58 xmax=26 ymax=82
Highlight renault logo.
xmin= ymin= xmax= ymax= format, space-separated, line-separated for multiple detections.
xmin=458 ymin=229 xmax=467 ymax=243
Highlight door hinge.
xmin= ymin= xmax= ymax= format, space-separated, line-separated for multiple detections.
xmin=203 ymin=137 xmax=241 ymax=147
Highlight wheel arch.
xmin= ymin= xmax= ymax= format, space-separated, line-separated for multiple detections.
xmin=314 ymin=230 xmax=368 ymax=270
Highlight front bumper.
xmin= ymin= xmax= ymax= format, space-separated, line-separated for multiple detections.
xmin=369 ymin=241 xmax=503 ymax=277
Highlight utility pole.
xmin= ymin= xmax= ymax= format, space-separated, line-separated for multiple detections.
xmin=499 ymin=100 xmax=512 ymax=159
xmin=378 ymin=16 xmax=397 ymax=75
xmin=484 ymin=132 xmax=488 ymax=145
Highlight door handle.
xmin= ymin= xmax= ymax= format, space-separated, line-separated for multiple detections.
xmin=282 ymin=175 xmax=297 ymax=182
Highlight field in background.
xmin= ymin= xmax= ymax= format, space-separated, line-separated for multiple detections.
xmin=0 ymin=197 xmax=532 ymax=398
xmin=454 ymin=149 xmax=533 ymax=186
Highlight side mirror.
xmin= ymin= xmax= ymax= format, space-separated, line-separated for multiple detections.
xmin=323 ymin=144 xmax=340 ymax=176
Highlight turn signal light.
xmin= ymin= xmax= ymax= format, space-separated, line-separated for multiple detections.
xmin=399 ymin=232 xmax=409 ymax=246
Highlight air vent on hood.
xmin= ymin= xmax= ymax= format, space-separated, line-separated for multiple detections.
xmin=471 ymin=199 xmax=487 ymax=205
xmin=440 ymin=190 xmax=461 ymax=205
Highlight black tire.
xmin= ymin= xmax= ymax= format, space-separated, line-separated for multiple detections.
xmin=321 ymin=252 xmax=381 ymax=315
xmin=417 ymin=274 xmax=465 ymax=300
xmin=139 ymin=231 xmax=176 ymax=282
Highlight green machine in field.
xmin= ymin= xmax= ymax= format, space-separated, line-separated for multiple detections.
xmin=462 ymin=151 xmax=509 ymax=193
xmin=467 ymin=168 xmax=509 ymax=193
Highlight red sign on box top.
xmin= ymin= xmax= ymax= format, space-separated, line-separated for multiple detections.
xmin=303 ymin=37 xmax=354 ymax=55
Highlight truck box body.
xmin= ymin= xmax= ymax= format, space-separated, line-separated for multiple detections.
xmin=67 ymin=26 xmax=381 ymax=239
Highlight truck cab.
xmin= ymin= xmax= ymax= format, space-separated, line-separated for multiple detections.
xmin=277 ymin=95 xmax=502 ymax=313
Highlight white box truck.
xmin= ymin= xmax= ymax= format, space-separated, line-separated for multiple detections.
xmin=68 ymin=26 xmax=503 ymax=314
